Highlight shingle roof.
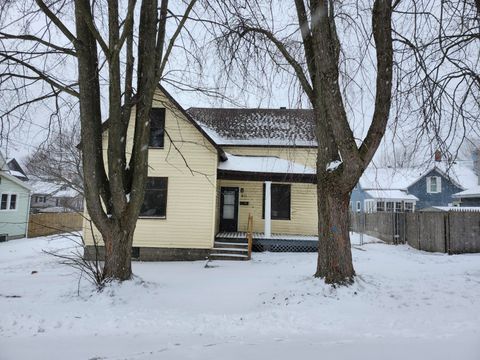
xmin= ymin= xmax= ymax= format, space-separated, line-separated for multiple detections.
xmin=187 ymin=108 xmax=317 ymax=147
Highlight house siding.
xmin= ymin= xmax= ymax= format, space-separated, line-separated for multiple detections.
xmin=218 ymin=179 xmax=318 ymax=235
xmin=83 ymin=89 xmax=218 ymax=250
xmin=350 ymin=185 xmax=372 ymax=212
xmin=407 ymin=169 xmax=464 ymax=209
xmin=0 ymin=175 xmax=30 ymax=239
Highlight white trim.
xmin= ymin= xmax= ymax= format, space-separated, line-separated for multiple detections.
xmin=0 ymin=193 xmax=19 ymax=212
xmin=264 ymin=181 xmax=272 ymax=238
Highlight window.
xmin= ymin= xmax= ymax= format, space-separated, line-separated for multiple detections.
xmin=365 ymin=200 xmax=375 ymax=213
xmin=0 ymin=194 xmax=17 ymax=211
xmin=404 ymin=202 xmax=414 ymax=212
xmin=1 ymin=194 xmax=7 ymax=210
xmin=149 ymin=108 xmax=165 ymax=148
xmin=263 ymin=184 xmax=291 ymax=220
xmin=376 ymin=201 xmax=385 ymax=212
xmin=9 ymin=195 xmax=17 ymax=210
xmin=140 ymin=177 xmax=168 ymax=217
xmin=356 ymin=201 xmax=361 ymax=212
xmin=427 ymin=176 xmax=442 ymax=193
xmin=386 ymin=201 xmax=394 ymax=212
xmin=395 ymin=202 xmax=403 ymax=213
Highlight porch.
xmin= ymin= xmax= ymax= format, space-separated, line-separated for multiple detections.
xmin=215 ymin=231 xmax=318 ymax=252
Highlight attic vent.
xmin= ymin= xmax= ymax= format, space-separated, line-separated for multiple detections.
xmin=0 ymin=234 xmax=7 ymax=242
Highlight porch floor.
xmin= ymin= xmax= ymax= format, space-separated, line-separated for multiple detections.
xmin=216 ymin=232 xmax=317 ymax=241
xmin=215 ymin=232 xmax=318 ymax=252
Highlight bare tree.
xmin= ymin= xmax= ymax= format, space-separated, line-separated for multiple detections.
xmin=24 ymin=124 xmax=83 ymax=195
xmin=206 ymin=0 xmax=394 ymax=284
xmin=0 ymin=0 xmax=197 ymax=281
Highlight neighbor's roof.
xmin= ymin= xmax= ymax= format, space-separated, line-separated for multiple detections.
xmin=187 ymin=108 xmax=317 ymax=147
xmin=452 ymin=185 xmax=480 ymax=198
xmin=365 ymin=189 xmax=418 ymax=201
xmin=359 ymin=161 xmax=478 ymax=191
xmin=420 ymin=206 xmax=480 ymax=212
xmin=28 ymin=179 xmax=79 ymax=198
xmin=218 ymin=153 xmax=315 ymax=175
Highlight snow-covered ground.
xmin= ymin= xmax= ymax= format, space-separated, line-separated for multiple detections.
xmin=1 ymin=233 xmax=479 ymax=360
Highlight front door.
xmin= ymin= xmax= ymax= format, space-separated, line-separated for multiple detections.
xmin=220 ymin=187 xmax=239 ymax=232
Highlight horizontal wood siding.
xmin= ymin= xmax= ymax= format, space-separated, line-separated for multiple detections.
xmin=84 ymin=89 xmax=218 ymax=249
xmin=221 ymin=146 xmax=317 ymax=168
xmin=0 ymin=176 xmax=30 ymax=238
xmin=219 ymin=179 xmax=317 ymax=236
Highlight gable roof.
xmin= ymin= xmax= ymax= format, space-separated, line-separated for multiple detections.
xmin=4 ymin=158 xmax=29 ymax=181
xmin=359 ymin=162 xmax=478 ymax=191
xmin=187 ymin=108 xmax=317 ymax=147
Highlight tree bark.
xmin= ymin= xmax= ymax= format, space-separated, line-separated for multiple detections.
xmin=103 ymin=224 xmax=135 ymax=281
xmin=315 ymin=182 xmax=354 ymax=284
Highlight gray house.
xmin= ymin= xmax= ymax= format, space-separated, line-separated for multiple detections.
xmin=351 ymin=161 xmax=478 ymax=212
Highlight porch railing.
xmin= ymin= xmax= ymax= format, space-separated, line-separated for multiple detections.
xmin=246 ymin=213 xmax=253 ymax=259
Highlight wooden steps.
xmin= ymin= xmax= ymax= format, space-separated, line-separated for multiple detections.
xmin=208 ymin=238 xmax=250 ymax=261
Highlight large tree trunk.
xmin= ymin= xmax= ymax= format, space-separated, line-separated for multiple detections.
xmin=315 ymin=183 xmax=354 ymax=284
xmin=103 ymin=224 xmax=135 ymax=281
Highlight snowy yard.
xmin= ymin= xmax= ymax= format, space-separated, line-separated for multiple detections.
xmin=1 ymin=234 xmax=479 ymax=360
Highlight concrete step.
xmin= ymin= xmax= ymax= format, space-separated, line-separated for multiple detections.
xmin=211 ymin=247 xmax=248 ymax=256
xmin=213 ymin=241 xmax=249 ymax=249
xmin=208 ymin=253 xmax=250 ymax=261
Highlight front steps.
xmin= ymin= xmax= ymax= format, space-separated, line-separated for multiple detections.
xmin=208 ymin=239 xmax=250 ymax=261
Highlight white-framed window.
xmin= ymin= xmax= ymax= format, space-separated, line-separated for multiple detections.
xmin=376 ymin=201 xmax=385 ymax=212
xmin=0 ymin=193 xmax=18 ymax=211
xmin=404 ymin=202 xmax=414 ymax=212
xmin=386 ymin=201 xmax=394 ymax=212
xmin=364 ymin=200 xmax=376 ymax=213
xmin=427 ymin=176 xmax=442 ymax=193
xmin=395 ymin=202 xmax=403 ymax=213
xmin=356 ymin=201 xmax=361 ymax=212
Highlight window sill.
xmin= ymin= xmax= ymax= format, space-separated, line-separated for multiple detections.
xmin=138 ymin=216 xmax=166 ymax=219
xmin=148 ymin=146 xmax=165 ymax=150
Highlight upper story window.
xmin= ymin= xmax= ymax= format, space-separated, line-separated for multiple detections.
xmin=149 ymin=108 xmax=165 ymax=148
xmin=427 ymin=176 xmax=442 ymax=193
xmin=263 ymin=183 xmax=291 ymax=220
xmin=140 ymin=177 xmax=168 ymax=218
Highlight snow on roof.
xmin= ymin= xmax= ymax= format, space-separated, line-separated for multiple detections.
xmin=29 ymin=180 xmax=61 ymax=195
xmin=8 ymin=170 xmax=28 ymax=179
xmin=218 ymin=153 xmax=315 ymax=174
xmin=452 ymin=185 xmax=480 ymax=198
xmin=359 ymin=167 xmax=421 ymax=190
xmin=188 ymin=108 xmax=317 ymax=147
xmin=422 ymin=206 xmax=480 ymax=212
xmin=360 ymin=161 xmax=478 ymax=191
xmin=365 ymin=189 xmax=419 ymax=201
xmin=38 ymin=206 xmax=76 ymax=213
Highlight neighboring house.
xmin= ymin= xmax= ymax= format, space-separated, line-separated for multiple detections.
xmin=0 ymin=152 xmax=32 ymax=241
xmin=83 ymin=86 xmax=319 ymax=260
xmin=452 ymin=185 xmax=480 ymax=207
xmin=29 ymin=179 xmax=83 ymax=213
xmin=351 ymin=160 xmax=478 ymax=212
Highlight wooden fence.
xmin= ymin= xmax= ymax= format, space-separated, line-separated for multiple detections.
xmin=28 ymin=213 xmax=83 ymax=238
xmin=350 ymin=211 xmax=480 ymax=254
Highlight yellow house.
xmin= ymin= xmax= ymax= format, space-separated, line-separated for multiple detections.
xmin=84 ymin=86 xmax=319 ymax=261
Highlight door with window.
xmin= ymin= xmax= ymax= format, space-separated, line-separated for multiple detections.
xmin=220 ymin=187 xmax=239 ymax=232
